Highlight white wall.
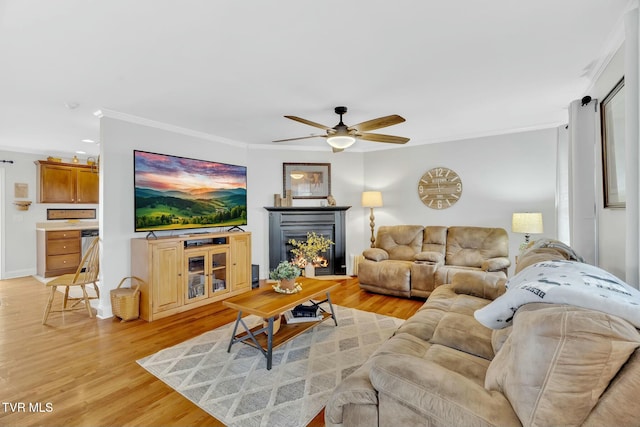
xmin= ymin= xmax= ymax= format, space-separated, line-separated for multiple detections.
xmin=246 ymin=147 xmax=365 ymax=277
xmin=99 ymin=117 xmax=249 ymax=318
xmin=0 ymin=150 xmax=45 ymax=278
xmin=363 ymin=128 xmax=559 ymax=273
xmin=0 ymin=112 xmax=557 ymax=316
xmin=99 ymin=114 xmax=559 ymax=316
xmin=99 ymin=116 xmax=366 ymax=318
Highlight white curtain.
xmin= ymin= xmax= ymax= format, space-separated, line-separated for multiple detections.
xmin=567 ymin=99 xmax=598 ymax=265
xmin=556 ymin=125 xmax=570 ymax=244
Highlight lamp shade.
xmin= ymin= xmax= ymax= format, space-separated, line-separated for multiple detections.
xmin=512 ymin=212 xmax=544 ymax=234
xmin=362 ymin=191 xmax=383 ymax=208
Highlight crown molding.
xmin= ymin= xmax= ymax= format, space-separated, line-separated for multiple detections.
xmin=360 ymin=121 xmax=563 ymax=152
xmin=95 ymin=109 xmax=562 ymax=154
xmin=97 ymin=109 xmax=248 ymax=149
xmin=583 ymin=0 xmax=636 ymax=96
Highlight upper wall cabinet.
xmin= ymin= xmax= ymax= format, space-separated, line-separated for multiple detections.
xmin=35 ymin=160 xmax=99 ymax=204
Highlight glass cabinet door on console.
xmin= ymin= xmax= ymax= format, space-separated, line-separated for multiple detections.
xmin=184 ymin=247 xmax=230 ymax=304
xmin=185 ymin=250 xmax=207 ymax=303
xmin=211 ymin=250 xmax=228 ymax=294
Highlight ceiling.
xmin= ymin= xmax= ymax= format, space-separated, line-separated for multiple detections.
xmin=0 ymin=0 xmax=632 ymax=158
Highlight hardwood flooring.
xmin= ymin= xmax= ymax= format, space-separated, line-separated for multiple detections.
xmin=0 ymin=276 xmax=424 ymax=426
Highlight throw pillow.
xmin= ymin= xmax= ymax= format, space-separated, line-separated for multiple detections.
xmin=474 ymin=260 xmax=640 ymax=329
xmin=485 ymin=303 xmax=640 ymax=426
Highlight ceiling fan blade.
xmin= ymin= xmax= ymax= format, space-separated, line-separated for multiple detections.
xmin=272 ymin=135 xmax=325 ymax=143
xmin=349 ymin=114 xmax=405 ymax=132
xmin=358 ymin=132 xmax=410 ymax=144
xmin=284 ymin=115 xmax=332 ymax=131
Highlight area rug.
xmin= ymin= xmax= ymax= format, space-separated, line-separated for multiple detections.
xmin=137 ymin=305 xmax=403 ymax=427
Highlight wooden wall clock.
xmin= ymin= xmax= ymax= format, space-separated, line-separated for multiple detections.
xmin=417 ymin=167 xmax=463 ymax=209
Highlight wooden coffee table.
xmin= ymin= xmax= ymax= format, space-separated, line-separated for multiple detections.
xmin=223 ymin=277 xmax=342 ymax=370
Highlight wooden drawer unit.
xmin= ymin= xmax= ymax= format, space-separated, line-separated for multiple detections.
xmin=47 ymin=253 xmax=81 ymax=271
xmin=46 ymin=230 xmax=81 ymax=243
xmin=37 ymin=229 xmax=82 ymax=277
xmin=47 ymin=239 xmax=81 ymax=254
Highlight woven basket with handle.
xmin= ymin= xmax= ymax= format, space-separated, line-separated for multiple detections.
xmin=110 ymin=276 xmax=144 ymax=322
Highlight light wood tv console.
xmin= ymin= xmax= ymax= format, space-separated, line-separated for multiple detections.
xmin=131 ymin=231 xmax=251 ymax=321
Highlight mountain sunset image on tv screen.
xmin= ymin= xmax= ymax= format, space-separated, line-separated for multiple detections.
xmin=134 ymin=150 xmax=247 ymax=232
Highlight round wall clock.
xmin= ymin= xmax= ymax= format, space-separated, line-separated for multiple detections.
xmin=417 ymin=167 xmax=463 ymax=209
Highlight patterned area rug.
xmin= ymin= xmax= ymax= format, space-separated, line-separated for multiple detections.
xmin=137 ymin=305 xmax=403 ymax=427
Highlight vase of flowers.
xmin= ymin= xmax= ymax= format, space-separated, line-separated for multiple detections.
xmin=289 ymin=232 xmax=335 ymax=277
xmin=269 ymin=260 xmax=301 ymax=290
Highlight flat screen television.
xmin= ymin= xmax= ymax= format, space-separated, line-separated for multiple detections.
xmin=134 ymin=150 xmax=247 ymax=232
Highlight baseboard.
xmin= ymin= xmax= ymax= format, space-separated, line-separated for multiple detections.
xmin=3 ymin=269 xmax=37 ymax=280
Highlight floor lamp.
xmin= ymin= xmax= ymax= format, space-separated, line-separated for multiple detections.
xmin=362 ymin=191 xmax=383 ymax=248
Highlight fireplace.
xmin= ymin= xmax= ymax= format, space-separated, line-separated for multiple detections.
xmin=265 ymin=206 xmax=350 ymax=275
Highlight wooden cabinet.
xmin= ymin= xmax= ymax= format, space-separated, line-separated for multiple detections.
xmin=36 ymin=229 xmax=81 ymax=277
xmin=230 ymin=233 xmax=251 ymax=292
xmin=76 ymin=167 xmax=99 ymax=203
xmin=151 ymin=241 xmax=182 ymax=314
xmin=131 ymin=232 xmax=251 ymax=322
xmin=35 ymin=160 xmax=99 ymax=204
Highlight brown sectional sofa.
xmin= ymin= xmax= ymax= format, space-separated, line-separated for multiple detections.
xmin=358 ymin=225 xmax=510 ymax=298
xmin=326 ymin=244 xmax=640 ymax=427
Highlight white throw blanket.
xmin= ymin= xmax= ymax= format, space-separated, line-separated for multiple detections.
xmin=524 ymin=238 xmax=584 ymax=262
xmin=475 ymin=260 xmax=640 ymax=329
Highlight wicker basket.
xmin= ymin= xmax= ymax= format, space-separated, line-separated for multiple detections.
xmin=111 ymin=276 xmax=144 ymax=322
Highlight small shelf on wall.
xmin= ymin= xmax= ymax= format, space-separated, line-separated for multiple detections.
xmin=13 ymin=200 xmax=32 ymax=211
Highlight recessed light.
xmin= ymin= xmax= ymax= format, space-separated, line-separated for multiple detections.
xmin=82 ymin=139 xmax=95 ymax=143
xmin=76 ymin=150 xmax=86 ymax=155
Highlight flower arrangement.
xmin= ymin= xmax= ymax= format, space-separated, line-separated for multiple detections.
xmin=269 ymin=260 xmax=301 ymax=280
xmin=288 ymin=231 xmax=335 ymax=267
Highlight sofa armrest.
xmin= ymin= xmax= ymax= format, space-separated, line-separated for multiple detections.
xmin=481 ymin=257 xmax=511 ymax=272
xmin=370 ymin=354 xmax=521 ymax=427
xmin=450 ymin=272 xmax=507 ymax=300
xmin=363 ymin=248 xmax=389 ymax=262
xmin=325 ymin=361 xmax=379 ymax=427
xmin=413 ymin=251 xmax=444 ymax=264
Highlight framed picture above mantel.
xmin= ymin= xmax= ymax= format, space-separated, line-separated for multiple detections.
xmin=283 ymin=163 xmax=331 ymax=199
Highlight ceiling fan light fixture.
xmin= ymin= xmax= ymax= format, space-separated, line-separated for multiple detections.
xmin=326 ymin=135 xmax=356 ymax=149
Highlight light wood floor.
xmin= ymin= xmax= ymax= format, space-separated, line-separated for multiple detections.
xmin=0 ymin=276 xmax=424 ymax=427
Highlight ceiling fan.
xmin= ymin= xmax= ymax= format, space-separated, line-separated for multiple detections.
xmin=273 ymin=106 xmax=410 ymax=152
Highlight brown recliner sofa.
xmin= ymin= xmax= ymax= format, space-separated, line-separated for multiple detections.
xmin=325 ymin=244 xmax=640 ymax=427
xmin=358 ymin=225 xmax=510 ymax=298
